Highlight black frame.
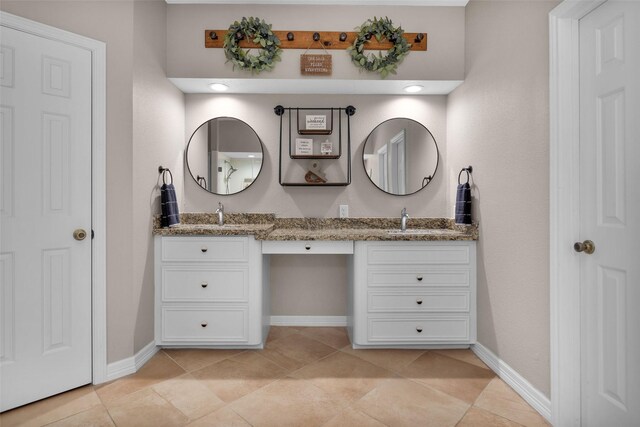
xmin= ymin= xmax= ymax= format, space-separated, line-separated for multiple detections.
xmin=184 ymin=116 xmax=265 ymax=196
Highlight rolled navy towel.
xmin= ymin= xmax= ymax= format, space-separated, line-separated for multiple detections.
xmin=455 ymin=182 xmax=472 ymax=224
xmin=160 ymin=183 xmax=180 ymax=227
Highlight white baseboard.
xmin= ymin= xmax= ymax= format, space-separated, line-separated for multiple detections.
xmin=270 ymin=315 xmax=347 ymax=327
xmin=472 ymin=342 xmax=551 ymax=423
xmin=104 ymin=341 xmax=158 ymax=383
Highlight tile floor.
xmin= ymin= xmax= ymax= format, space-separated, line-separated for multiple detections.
xmin=0 ymin=327 xmax=549 ymax=427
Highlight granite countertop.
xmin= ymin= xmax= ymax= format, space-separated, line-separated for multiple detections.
xmin=153 ymin=213 xmax=478 ymax=241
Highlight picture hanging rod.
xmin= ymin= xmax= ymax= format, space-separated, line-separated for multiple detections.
xmin=205 ymin=30 xmax=427 ymax=51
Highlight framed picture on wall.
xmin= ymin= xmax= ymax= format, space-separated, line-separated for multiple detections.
xmin=295 ymin=138 xmax=313 ymax=156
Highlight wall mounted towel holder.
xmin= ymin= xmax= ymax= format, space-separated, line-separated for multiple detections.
xmin=458 ymin=165 xmax=473 ymax=184
xmin=158 ymin=166 xmax=173 ymax=185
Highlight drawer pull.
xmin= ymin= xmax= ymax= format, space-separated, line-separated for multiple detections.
xmin=416 ymin=298 xmax=423 ymax=305
xmin=201 ymin=322 xmax=208 ymax=328
xmin=201 ymin=282 xmax=208 ymax=288
xmin=416 ymin=275 xmax=423 ymax=282
xmin=201 ymin=246 xmax=208 ymax=253
xmin=416 ymin=326 xmax=423 ymax=333
xmin=305 ymin=245 xmax=311 ymax=250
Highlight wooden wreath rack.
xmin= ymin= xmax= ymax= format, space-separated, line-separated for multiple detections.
xmin=205 ymin=30 xmax=427 ymax=51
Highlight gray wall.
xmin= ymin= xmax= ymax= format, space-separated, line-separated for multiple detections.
xmin=132 ymin=1 xmax=186 ymax=355
xmin=167 ymin=4 xmax=465 ymax=81
xmin=447 ymin=0 xmax=558 ymax=397
xmin=184 ymin=94 xmax=449 ymax=217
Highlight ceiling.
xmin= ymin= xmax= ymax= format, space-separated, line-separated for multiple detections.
xmin=165 ymin=1 xmax=469 ymax=5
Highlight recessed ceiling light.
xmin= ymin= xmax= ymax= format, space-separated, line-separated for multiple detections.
xmin=404 ymin=85 xmax=424 ymax=93
xmin=209 ymin=83 xmax=229 ymax=92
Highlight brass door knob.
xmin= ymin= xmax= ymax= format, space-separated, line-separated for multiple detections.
xmin=574 ymin=240 xmax=595 ymax=254
xmin=73 ymin=229 xmax=87 ymax=241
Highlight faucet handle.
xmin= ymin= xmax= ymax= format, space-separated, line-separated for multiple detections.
xmin=217 ymin=202 xmax=224 ymax=212
xmin=401 ymin=207 xmax=408 ymax=216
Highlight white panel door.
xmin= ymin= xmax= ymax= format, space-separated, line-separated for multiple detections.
xmin=579 ymin=1 xmax=640 ymax=425
xmin=0 ymin=25 xmax=92 ymax=411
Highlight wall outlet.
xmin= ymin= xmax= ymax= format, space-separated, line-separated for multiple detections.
xmin=339 ymin=205 xmax=349 ymax=218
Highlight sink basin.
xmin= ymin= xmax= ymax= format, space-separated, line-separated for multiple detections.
xmin=387 ymin=229 xmax=439 ymax=235
xmin=187 ymin=224 xmax=244 ymax=229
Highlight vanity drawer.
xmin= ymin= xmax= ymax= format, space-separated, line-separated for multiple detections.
xmin=162 ymin=266 xmax=249 ymax=302
xmin=367 ymin=243 xmax=471 ymax=265
xmin=367 ymin=268 xmax=470 ymax=288
xmin=261 ymin=240 xmax=354 ymax=254
xmin=161 ymin=307 xmax=248 ymax=343
xmin=368 ymin=291 xmax=470 ymax=313
xmin=367 ymin=316 xmax=470 ymax=343
xmin=162 ymin=236 xmax=249 ymax=262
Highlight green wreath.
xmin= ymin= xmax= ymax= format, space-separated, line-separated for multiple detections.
xmin=347 ymin=17 xmax=411 ymax=78
xmin=224 ymin=17 xmax=282 ymax=74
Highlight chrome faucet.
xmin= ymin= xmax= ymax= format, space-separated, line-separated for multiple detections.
xmin=401 ymin=207 xmax=409 ymax=232
xmin=215 ymin=202 xmax=224 ymax=226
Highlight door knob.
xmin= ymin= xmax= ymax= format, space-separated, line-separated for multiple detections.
xmin=574 ymin=240 xmax=595 ymax=254
xmin=73 ymin=229 xmax=87 ymax=241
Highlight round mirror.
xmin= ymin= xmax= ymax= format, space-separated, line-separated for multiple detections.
xmin=186 ymin=117 xmax=264 ymax=195
xmin=362 ymin=118 xmax=439 ymax=196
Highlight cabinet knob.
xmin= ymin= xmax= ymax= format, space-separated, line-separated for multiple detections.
xmin=416 ymin=275 xmax=423 ymax=282
xmin=201 ymin=322 xmax=208 ymax=328
xmin=416 ymin=298 xmax=423 ymax=305
xmin=416 ymin=326 xmax=423 ymax=333
xmin=305 ymin=245 xmax=311 ymax=250
xmin=201 ymin=282 xmax=208 ymax=288
xmin=201 ymin=246 xmax=208 ymax=253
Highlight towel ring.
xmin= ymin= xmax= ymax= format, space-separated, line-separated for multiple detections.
xmin=458 ymin=166 xmax=472 ymax=185
xmin=159 ymin=166 xmax=173 ymax=185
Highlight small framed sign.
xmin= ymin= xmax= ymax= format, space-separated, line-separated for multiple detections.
xmin=300 ymin=54 xmax=332 ymax=76
xmin=305 ymin=115 xmax=326 ymax=131
xmin=320 ymin=141 xmax=333 ymax=155
xmin=295 ymin=138 xmax=313 ymax=156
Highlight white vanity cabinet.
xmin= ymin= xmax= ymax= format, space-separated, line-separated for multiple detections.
xmin=349 ymin=241 xmax=476 ymax=347
xmin=154 ymin=235 xmax=268 ymax=347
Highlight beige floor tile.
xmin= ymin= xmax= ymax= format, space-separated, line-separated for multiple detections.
xmin=191 ymin=351 xmax=287 ymax=403
xmin=457 ymin=406 xmax=523 ymax=426
xmin=340 ymin=347 xmax=426 ymax=373
xmin=399 ymin=352 xmax=495 ymax=403
xmin=106 ymin=388 xmax=189 ymax=427
xmin=322 ymin=406 xmax=386 ymax=427
xmin=297 ymin=327 xmax=352 ymax=349
xmin=96 ymin=352 xmax=185 ymax=407
xmin=474 ymin=378 xmax=549 ymax=427
xmin=291 ymin=351 xmax=395 ymax=402
xmin=152 ymin=373 xmax=225 ymax=420
xmin=433 ymin=349 xmax=491 ymax=370
xmin=187 ymin=407 xmax=251 ymax=427
xmin=355 ymin=377 xmax=469 ymax=427
xmin=45 ymin=406 xmax=115 ymax=427
xmin=266 ymin=326 xmax=300 ymax=343
xmin=260 ymin=333 xmax=337 ymax=371
xmin=162 ymin=348 xmax=244 ymax=373
xmin=230 ymin=377 xmax=346 ymax=427
xmin=0 ymin=386 xmax=102 ymax=427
